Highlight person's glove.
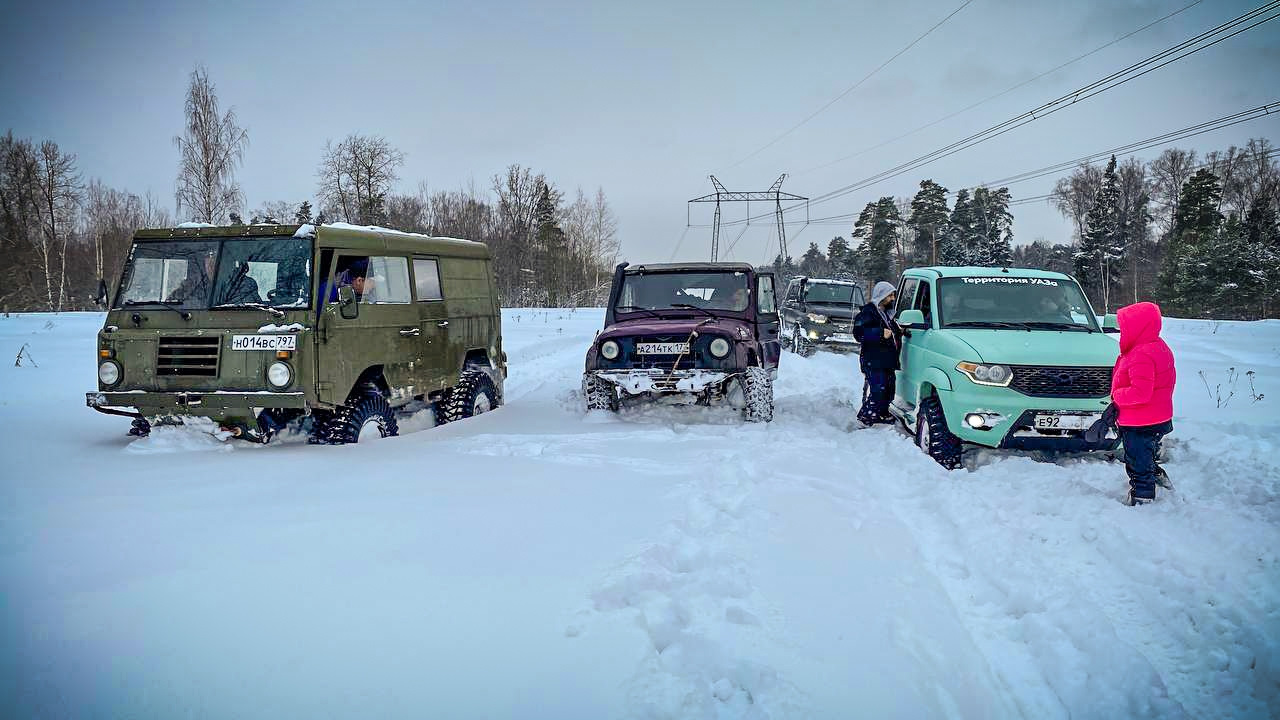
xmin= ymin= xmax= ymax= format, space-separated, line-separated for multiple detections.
xmin=1083 ymin=403 xmax=1119 ymax=444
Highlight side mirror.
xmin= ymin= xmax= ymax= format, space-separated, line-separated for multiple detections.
xmin=898 ymin=308 xmax=927 ymax=330
xmin=338 ymin=285 xmax=359 ymax=319
xmin=1102 ymin=313 xmax=1119 ymax=333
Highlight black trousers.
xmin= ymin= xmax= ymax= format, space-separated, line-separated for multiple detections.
xmin=858 ymin=368 xmax=896 ymax=423
xmin=1121 ymin=420 xmax=1173 ymax=499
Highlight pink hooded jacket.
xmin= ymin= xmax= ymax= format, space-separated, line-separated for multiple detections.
xmin=1111 ymin=302 xmax=1176 ymax=427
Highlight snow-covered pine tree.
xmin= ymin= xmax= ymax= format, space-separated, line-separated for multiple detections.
xmin=826 ymin=236 xmax=856 ymax=280
xmin=908 ymin=180 xmax=949 ymax=266
xmin=1243 ymin=194 xmax=1280 ymax=316
xmin=852 ymin=197 xmax=899 ymax=287
xmin=940 ymin=190 xmax=973 ymax=266
xmin=970 ymin=187 xmax=1013 ymax=267
xmin=799 ymin=242 xmax=828 ymax=277
xmin=1076 ymin=156 xmax=1124 ymax=312
xmin=294 ymin=200 xmax=313 ymax=225
xmin=1157 ymin=169 xmax=1224 ymax=315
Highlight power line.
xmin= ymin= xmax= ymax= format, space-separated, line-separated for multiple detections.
xmin=716 ymin=1 xmax=1280 ymax=230
xmin=722 ymin=0 xmax=973 ymax=171
xmin=797 ymin=0 xmax=1205 ymax=176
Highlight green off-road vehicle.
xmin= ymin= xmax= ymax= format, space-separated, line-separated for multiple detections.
xmin=86 ymin=223 xmax=506 ymax=443
xmin=890 ymin=267 xmax=1121 ymax=468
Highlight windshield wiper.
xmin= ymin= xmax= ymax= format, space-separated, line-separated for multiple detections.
xmin=944 ymin=321 xmax=1032 ymax=330
xmin=123 ymin=300 xmax=192 ymax=321
xmin=1021 ymin=321 xmax=1094 ymax=333
xmin=211 ymin=302 xmax=286 ymax=318
xmin=614 ymin=305 xmax=659 ymax=318
xmin=670 ymin=303 xmax=719 ymax=319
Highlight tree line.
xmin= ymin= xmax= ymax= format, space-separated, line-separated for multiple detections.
xmin=765 ymin=138 xmax=1279 ymax=319
xmin=0 ymin=67 xmax=618 ymax=312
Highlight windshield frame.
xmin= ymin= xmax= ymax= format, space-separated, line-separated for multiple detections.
xmin=613 ymin=270 xmax=754 ymax=318
xmin=936 ymin=276 xmax=1100 ymax=332
xmin=113 ymin=236 xmax=315 ymax=311
xmin=803 ymin=281 xmax=862 ymax=306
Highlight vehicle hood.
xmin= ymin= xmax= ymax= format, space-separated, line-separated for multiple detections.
xmin=803 ymin=302 xmax=857 ymax=320
xmin=599 ymin=317 xmax=752 ymax=340
xmin=943 ymin=329 xmax=1119 ymax=366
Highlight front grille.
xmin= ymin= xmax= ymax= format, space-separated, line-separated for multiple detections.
xmin=157 ymin=336 xmax=220 ymax=376
xmin=1010 ymin=365 xmax=1111 ymax=398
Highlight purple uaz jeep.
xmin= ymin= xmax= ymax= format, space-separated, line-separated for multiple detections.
xmin=581 ymin=262 xmax=781 ymax=421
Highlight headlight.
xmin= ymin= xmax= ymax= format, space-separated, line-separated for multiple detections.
xmin=709 ymin=337 xmax=731 ymax=358
xmin=956 ymin=361 xmax=1013 ymax=387
xmin=806 ymin=312 xmax=828 ymax=324
xmin=600 ymin=340 xmax=620 ymax=360
xmin=266 ymin=361 xmax=293 ymax=388
xmin=97 ymin=360 xmax=121 ymax=387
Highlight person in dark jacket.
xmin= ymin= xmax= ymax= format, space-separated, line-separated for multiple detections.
xmin=855 ymin=281 xmax=903 ymax=425
xmin=1110 ymin=301 xmax=1177 ymax=506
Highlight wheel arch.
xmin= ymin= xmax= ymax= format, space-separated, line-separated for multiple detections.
xmin=349 ymin=365 xmax=390 ymax=400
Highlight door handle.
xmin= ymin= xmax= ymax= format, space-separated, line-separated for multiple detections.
xmin=400 ymin=328 xmax=421 ymax=337
xmin=437 ymin=321 xmax=449 ymax=327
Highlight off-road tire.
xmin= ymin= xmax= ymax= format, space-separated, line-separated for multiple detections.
xmin=742 ymin=366 xmax=774 ymax=423
xmin=441 ymin=370 xmax=499 ymax=423
xmin=583 ymin=373 xmax=618 ymax=411
xmin=311 ymin=392 xmax=399 ymax=444
xmin=916 ymin=394 xmax=962 ymax=469
xmin=794 ymin=333 xmax=816 ymax=357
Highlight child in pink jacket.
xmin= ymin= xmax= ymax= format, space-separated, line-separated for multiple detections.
xmin=1110 ymin=302 xmax=1177 ymax=506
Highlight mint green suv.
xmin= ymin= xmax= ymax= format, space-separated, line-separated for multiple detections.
xmin=890 ymin=267 xmax=1121 ymax=468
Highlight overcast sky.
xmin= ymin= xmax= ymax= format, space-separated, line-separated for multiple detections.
xmin=2 ymin=0 xmax=1277 ymax=266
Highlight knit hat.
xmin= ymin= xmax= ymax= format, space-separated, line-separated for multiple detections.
xmin=871 ymin=281 xmax=897 ymax=305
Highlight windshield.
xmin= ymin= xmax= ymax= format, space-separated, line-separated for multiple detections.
xmin=114 ymin=237 xmax=313 ymax=310
xmin=805 ymin=282 xmax=862 ymax=305
xmin=617 ymin=271 xmax=750 ymax=313
xmin=937 ymin=276 xmax=1099 ymax=331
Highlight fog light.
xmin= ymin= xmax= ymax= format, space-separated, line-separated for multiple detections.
xmin=266 ymin=361 xmax=292 ymax=389
xmin=97 ymin=360 xmax=121 ymax=387
xmin=808 ymin=330 xmax=819 ymax=339
xmin=965 ymin=413 xmax=986 ymax=429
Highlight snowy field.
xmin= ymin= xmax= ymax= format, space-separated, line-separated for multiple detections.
xmin=1 ymin=309 xmax=1278 ymax=719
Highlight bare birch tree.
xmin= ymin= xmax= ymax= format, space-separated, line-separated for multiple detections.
xmin=174 ymin=67 xmax=248 ymax=223
xmin=33 ymin=141 xmax=81 ymax=310
xmin=315 ymin=134 xmax=405 ymax=224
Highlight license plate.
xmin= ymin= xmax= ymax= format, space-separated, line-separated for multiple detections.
xmin=230 ymin=334 xmax=297 ymax=351
xmin=1033 ymin=413 xmax=1097 ymax=430
xmin=636 ymin=342 xmax=689 ymax=355
xmin=831 ymin=333 xmax=856 ymax=342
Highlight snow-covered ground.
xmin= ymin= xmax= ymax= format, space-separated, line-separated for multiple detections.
xmin=1 ymin=310 xmax=1277 ymax=719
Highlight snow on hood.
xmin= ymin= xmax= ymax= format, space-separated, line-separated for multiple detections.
xmin=1117 ymin=301 xmax=1163 ymax=352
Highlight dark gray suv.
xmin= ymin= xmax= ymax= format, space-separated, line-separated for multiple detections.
xmin=779 ymin=277 xmax=864 ymax=356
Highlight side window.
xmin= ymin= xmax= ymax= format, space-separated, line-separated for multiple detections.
xmin=914 ymin=281 xmax=933 ymax=324
xmin=413 ymin=258 xmax=443 ymax=301
xmin=362 ymin=256 xmax=412 ymax=304
xmin=757 ymin=275 xmax=777 ymax=314
xmin=785 ymin=280 xmax=801 ymax=302
xmin=895 ymin=277 xmax=919 ymax=317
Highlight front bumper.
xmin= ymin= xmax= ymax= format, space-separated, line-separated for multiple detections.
xmin=591 ymin=369 xmax=731 ymax=395
xmin=931 ymin=383 xmax=1117 ymax=451
xmin=87 ymin=390 xmax=307 ymax=414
